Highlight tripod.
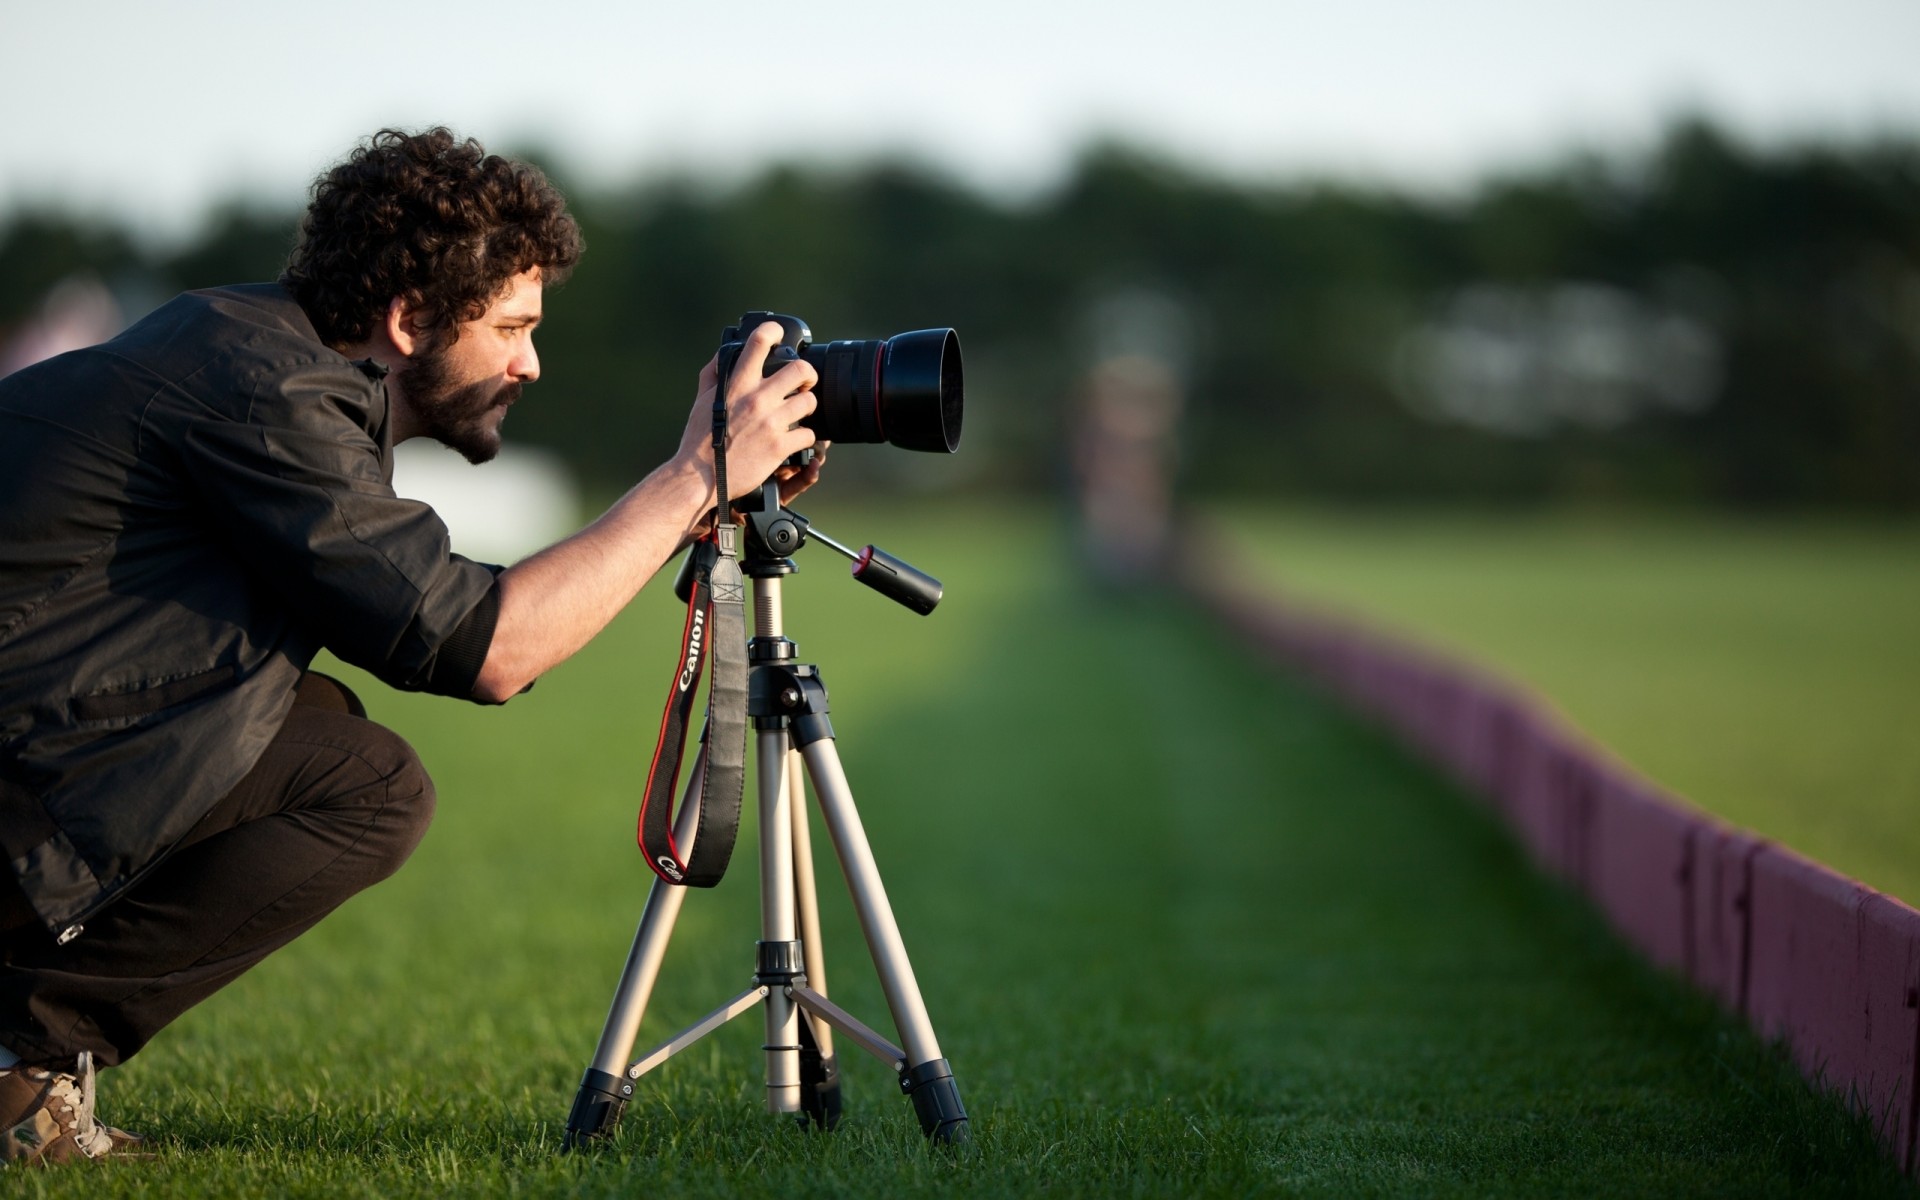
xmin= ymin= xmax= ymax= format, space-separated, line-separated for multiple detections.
xmin=564 ymin=494 xmax=969 ymax=1147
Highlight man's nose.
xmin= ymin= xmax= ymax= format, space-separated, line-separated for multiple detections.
xmin=513 ymin=339 xmax=540 ymax=383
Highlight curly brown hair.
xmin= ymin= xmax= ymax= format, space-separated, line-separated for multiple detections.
xmin=283 ymin=127 xmax=584 ymax=350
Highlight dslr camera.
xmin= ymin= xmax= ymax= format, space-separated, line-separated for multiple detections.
xmin=718 ymin=312 xmax=963 ymax=454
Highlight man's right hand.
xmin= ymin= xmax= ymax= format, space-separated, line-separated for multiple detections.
xmin=675 ymin=320 xmax=822 ymax=508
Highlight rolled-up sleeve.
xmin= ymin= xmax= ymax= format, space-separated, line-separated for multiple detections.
xmin=177 ymin=361 xmax=501 ymax=699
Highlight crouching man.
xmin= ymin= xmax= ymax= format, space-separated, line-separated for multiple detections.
xmin=0 ymin=127 xmax=824 ymax=1164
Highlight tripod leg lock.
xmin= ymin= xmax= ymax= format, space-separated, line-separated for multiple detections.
xmin=563 ymin=1067 xmax=634 ymax=1149
xmin=899 ymin=1057 xmax=969 ymax=1144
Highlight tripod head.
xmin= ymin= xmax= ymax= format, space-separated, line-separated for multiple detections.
xmin=675 ymin=476 xmax=943 ymax=615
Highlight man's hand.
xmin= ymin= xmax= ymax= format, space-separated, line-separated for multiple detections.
xmin=774 ymin=441 xmax=828 ymax=506
xmin=676 ymin=321 xmax=823 ymax=507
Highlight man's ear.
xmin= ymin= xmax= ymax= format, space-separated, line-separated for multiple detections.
xmin=383 ymin=297 xmax=425 ymax=359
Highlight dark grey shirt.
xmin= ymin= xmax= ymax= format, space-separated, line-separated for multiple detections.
xmin=0 ymin=284 xmax=499 ymax=936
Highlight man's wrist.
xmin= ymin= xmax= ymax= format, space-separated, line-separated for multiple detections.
xmin=654 ymin=453 xmax=717 ymax=541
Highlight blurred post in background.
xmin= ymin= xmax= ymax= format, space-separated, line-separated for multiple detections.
xmin=1070 ymin=288 xmax=1194 ymax=584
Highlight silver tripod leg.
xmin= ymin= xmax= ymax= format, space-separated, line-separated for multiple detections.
xmin=797 ymin=740 xmax=941 ymax=1065
xmin=786 ymin=747 xmax=842 ymax=1128
xmin=563 ymin=747 xmax=706 ymax=1144
xmin=797 ymin=736 xmax=968 ymax=1141
xmin=791 ymin=748 xmax=829 ymax=1021
xmin=788 ymin=748 xmax=834 ymax=1059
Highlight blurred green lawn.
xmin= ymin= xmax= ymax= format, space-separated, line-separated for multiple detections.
xmin=36 ymin=502 xmax=1915 ymax=1196
xmin=1211 ymin=506 xmax=1920 ymax=906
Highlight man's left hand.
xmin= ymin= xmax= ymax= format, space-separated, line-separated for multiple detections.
xmin=775 ymin=441 xmax=829 ymax=506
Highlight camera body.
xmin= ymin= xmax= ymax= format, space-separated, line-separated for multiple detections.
xmin=719 ymin=312 xmax=963 ymax=454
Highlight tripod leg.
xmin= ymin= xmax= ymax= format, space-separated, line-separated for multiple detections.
xmin=757 ymin=729 xmax=803 ymax=1115
xmin=787 ymin=748 xmax=841 ymax=1130
xmin=565 ymin=747 xmax=707 ymax=1148
xmin=798 ymin=738 xmax=969 ymax=1144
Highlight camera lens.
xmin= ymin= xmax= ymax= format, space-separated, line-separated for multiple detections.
xmin=801 ymin=329 xmax=963 ymax=453
xmin=880 ymin=328 xmax=963 ymax=454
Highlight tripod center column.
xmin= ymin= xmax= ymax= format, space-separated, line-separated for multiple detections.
xmin=755 ymin=577 xmax=782 ymax=636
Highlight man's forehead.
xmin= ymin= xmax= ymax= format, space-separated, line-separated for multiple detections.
xmin=491 ymin=268 xmax=545 ymax=318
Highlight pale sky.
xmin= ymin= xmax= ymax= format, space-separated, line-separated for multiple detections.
xmin=5 ymin=0 xmax=1919 ymax=243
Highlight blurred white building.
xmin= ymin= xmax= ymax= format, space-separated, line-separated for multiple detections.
xmin=391 ymin=439 xmax=581 ymax=564
xmin=0 ymin=276 xmax=123 ymax=376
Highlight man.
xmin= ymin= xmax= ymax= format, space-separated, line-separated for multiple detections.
xmin=0 ymin=128 xmax=824 ymax=1164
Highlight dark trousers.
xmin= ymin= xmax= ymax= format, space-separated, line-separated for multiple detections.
xmin=0 ymin=674 xmax=435 ymax=1068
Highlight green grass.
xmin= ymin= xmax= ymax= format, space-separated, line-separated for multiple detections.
xmin=23 ymin=503 xmax=1915 ymax=1196
xmin=1211 ymin=506 xmax=1920 ymax=908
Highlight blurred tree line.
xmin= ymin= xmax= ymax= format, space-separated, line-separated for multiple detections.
xmin=3 ymin=118 xmax=1916 ymax=509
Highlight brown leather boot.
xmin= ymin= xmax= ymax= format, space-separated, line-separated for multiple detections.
xmin=1 ymin=1052 xmax=147 ymax=1166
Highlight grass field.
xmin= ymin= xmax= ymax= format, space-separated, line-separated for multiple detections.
xmin=21 ymin=503 xmax=1916 ymax=1196
xmin=1211 ymin=507 xmax=1920 ymax=908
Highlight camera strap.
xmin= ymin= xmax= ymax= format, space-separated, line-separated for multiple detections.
xmin=635 ymin=383 xmax=748 ymax=887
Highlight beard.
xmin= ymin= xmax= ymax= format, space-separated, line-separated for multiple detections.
xmin=399 ymin=342 xmax=521 ymax=465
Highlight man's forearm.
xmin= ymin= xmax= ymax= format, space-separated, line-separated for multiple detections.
xmin=471 ymin=456 xmax=711 ymax=703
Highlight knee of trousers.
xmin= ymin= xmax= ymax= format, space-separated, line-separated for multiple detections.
xmin=351 ymin=724 xmax=439 ymax=882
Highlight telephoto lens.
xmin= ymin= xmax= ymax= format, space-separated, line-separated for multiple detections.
xmin=723 ymin=312 xmax=963 ymax=453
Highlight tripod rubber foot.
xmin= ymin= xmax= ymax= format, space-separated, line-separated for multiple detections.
xmin=563 ymin=1068 xmax=631 ymax=1150
xmin=796 ymin=1022 xmax=843 ymax=1132
xmin=794 ymin=1059 xmax=840 ymax=1128
xmin=901 ymin=1058 xmax=969 ymax=1145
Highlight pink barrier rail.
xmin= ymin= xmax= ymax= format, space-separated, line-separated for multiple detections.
xmin=1184 ymin=544 xmax=1920 ymax=1173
